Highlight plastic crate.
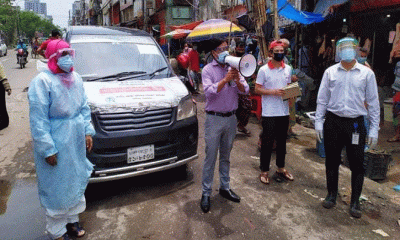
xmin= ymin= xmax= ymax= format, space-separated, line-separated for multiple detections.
xmin=363 ymin=152 xmax=392 ymax=180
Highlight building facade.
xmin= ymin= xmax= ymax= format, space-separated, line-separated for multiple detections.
xmin=24 ymin=0 xmax=47 ymax=16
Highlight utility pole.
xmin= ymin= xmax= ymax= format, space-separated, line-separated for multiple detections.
xmin=142 ymin=0 xmax=147 ymax=31
xmin=273 ymin=0 xmax=279 ymax=40
xmin=252 ymin=0 xmax=268 ymax=62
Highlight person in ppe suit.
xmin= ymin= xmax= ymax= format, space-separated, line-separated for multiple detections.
xmin=28 ymin=39 xmax=95 ymax=240
xmin=315 ymin=37 xmax=380 ymax=218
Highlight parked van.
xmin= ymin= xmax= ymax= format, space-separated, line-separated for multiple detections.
xmin=64 ymin=26 xmax=198 ymax=183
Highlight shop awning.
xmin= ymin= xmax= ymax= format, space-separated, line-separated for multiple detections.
xmin=314 ymin=0 xmax=349 ymax=17
xmin=268 ymin=0 xmax=325 ymax=25
xmin=351 ymin=0 xmax=400 ymax=12
xmin=169 ymin=20 xmax=204 ymax=30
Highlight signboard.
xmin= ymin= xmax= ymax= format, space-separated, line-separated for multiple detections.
xmin=171 ymin=7 xmax=190 ymax=19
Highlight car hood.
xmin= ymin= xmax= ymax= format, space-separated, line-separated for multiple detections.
xmin=84 ymin=77 xmax=189 ymax=113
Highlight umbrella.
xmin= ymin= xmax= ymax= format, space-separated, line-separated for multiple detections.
xmin=160 ymin=29 xmax=192 ymax=39
xmin=186 ymin=19 xmax=244 ymax=42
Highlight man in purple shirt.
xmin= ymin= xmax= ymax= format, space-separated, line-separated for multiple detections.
xmin=200 ymin=39 xmax=250 ymax=213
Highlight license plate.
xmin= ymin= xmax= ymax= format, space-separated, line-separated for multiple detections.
xmin=127 ymin=145 xmax=155 ymax=164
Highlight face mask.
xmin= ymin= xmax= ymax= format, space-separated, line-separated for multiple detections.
xmin=340 ymin=48 xmax=356 ymax=62
xmin=217 ymin=51 xmax=229 ymax=64
xmin=357 ymin=57 xmax=367 ymax=64
xmin=273 ymin=53 xmax=285 ymax=62
xmin=57 ymin=55 xmax=74 ymax=73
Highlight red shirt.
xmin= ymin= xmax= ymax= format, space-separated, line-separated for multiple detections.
xmin=188 ymin=49 xmax=200 ymax=72
xmin=39 ymin=37 xmax=58 ymax=51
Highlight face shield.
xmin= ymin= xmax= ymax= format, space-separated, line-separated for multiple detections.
xmin=335 ymin=37 xmax=358 ymax=62
xmin=48 ymin=48 xmax=76 ymax=61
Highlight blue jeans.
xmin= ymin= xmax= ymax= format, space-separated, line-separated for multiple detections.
xmin=202 ymin=113 xmax=237 ymax=196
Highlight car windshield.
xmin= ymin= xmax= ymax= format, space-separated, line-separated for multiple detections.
xmin=70 ymin=35 xmax=170 ymax=81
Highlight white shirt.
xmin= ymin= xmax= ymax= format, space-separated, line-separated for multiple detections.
xmin=315 ymin=62 xmax=380 ymax=138
xmin=256 ymin=61 xmax=292 ymax=117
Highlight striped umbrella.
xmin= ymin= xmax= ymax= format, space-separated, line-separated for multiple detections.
xmin=160 ymin=29 xmax=192 ymax=39
xmin=186 ymin=19 xmax=244 ymax=42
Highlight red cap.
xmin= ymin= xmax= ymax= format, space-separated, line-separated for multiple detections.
xmin=269 ymin=40 xmax=285 ymax=51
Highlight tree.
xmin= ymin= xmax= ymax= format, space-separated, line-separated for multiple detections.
xmin=19 ymin=11 xmax=60 ymax=43
xmin=0 ymin=0 xmax=18 ymax=45
xmin=0 ymin=0 xmax=60 ymax=46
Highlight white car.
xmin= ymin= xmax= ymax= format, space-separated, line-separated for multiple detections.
xmin=0 ymin=40 xmax=7 ymax=57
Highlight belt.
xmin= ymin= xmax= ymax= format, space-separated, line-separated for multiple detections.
xmin=326 ymin=111 xmax=363 ymax=120
xmin=206 ymin=110 xmax=236 ymax=117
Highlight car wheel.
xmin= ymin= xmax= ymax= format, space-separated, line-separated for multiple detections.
xmin=4 ymin=50 xmax=7 ymax=56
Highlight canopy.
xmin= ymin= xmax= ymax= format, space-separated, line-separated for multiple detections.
xmin=314 ymin=0 xmax=349 ymax=17
xmin=351 ymin=0 xmax=400 ymax=12
xmin=169 ymin=20 xmax=204 ymax=30
xmin=160 ymin=29 xmax=191 ymax=39
xmin=186 ymin=19 xmax=244 ymax=42
xmin=268 ymin=0 xmax=325 ymax=25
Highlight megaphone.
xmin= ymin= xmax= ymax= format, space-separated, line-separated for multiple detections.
xmin=224 ymin=54 xmax=257 ymax=78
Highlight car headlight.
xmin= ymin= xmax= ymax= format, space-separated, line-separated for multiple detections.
xmin=177 ymin=95 xmax=196 ymax=121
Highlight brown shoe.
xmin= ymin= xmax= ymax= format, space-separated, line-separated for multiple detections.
xmin=260 ymin=172 xmax=270 ymax=184
xmin=276 ymin=169 xmax=294 ymax=181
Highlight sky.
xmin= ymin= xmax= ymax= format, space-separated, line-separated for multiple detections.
xmin=15 ymin=0 xmax=77 ymax=29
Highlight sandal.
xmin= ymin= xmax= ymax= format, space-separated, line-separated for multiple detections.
xmin=387 ymin=136 xmax=400 ymax=142
xmin=260 ymin=172 xmax=270 ymax=184
xmin=276 ymin=169 xmax=294 ymax=181
xmin=238 ymin=127 xmax=251 ymax=135
xmin=66 ymin=222 xmax=86 ymax=238
xmin=55 ymin=233 xmax=72 ymax=240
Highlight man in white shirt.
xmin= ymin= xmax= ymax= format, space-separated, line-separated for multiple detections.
xmin=315 ymin=37 xmax=380 ymax=218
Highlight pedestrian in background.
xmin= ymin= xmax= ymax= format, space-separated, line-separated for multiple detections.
xmin=255 ymin=40 xmax=295 ymax=185
xmin=28 ymin=40 xmax=95 ymax=240
xmin=187 ymin=43 xmax=201 ymax=93
xmin=315 ymin=37 xmax=380 ymax=218
xmin=281 ymin=38 xmax=297 ymax=138
xmin=0 ymin=62 xmax=11 ymax=130
xmin=200 ymin=39 xmax=249 ymax=213
xmin=234 ymin=40 xmax=252 ymax=136
xmin=38 ymin=29 xmax=61 ymax=58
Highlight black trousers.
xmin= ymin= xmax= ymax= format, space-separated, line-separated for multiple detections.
xmin=260 ymin=116 xmax=289 ymax=172
xmin=0 ymin=83 xmax=9 ymax=130
xmin=324 ymin=111 xmax=366 ymax=174
xmin=324 ymin=111 xmax=366 ymax=203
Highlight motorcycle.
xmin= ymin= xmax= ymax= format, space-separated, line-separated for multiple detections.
xmin=17 ymin=49 xmax=27 ymax=69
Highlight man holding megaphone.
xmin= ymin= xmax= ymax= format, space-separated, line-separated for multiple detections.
xmin=200 ymin=39 xmax=250 ymax=213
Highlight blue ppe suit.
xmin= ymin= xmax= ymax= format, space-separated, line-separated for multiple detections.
xmin=28 ymin=70 xmax=95 ymax=210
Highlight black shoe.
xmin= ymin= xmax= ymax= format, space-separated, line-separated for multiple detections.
xmin=322 ymin=193 xmax=337 ymax=209
xmin=200 ymin=195 xmax=210 ymax=213
xmin=349 ymin=201 xmax=362 ymax=218
xmin=219 ymin=189 xmax=240 ymax=203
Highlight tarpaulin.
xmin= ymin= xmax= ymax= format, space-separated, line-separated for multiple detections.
xmin=314 ymin=0 xmax=349 ymax=17
xmin=169 ymin=20 xmax=203 ymax=30
xmin=268 ymin=0 xmax=325 ymax=25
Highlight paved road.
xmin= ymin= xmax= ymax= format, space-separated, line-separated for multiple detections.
xmin=1 ymin=51 xmax=400 ymax=239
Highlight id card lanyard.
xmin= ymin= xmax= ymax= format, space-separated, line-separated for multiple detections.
xmin=352 ymin=122 xmax=360 ymax=145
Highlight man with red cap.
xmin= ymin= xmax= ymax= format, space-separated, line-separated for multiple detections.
xmin=255 ymin=40 xmax=296 ymax=185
